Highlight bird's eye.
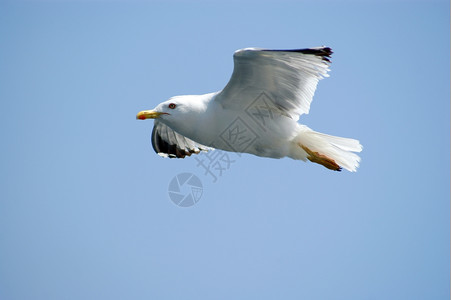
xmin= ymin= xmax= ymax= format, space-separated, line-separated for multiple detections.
xmin=168 ymin=103 xmax=176 ymax=109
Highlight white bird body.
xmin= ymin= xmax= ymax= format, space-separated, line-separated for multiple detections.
xmin=137 ymin=47 xmax=363 ymax=172
xmin=163 ymin=93 xmax=299 ymax=158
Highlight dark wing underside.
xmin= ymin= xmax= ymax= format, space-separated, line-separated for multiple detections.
xmin=151 ymin=121 xmax=211 ymax=158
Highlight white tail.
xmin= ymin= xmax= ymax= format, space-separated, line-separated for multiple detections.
xmin=292 ymin=126 xmax=363 ymax=172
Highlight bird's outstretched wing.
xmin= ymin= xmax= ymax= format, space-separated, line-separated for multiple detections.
xmin=214 ymin=47 xmax=332 ymax=121
xmin=151 ymin=120 xmax=212 ymax=158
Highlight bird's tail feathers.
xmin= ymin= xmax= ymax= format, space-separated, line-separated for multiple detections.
xmin=293 ymin=127 xmax=363 ymax=172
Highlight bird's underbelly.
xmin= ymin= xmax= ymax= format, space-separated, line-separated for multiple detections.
xmin=190 ymin=111 xmax=299 ymax=158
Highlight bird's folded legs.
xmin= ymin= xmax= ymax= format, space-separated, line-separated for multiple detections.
xmin=301 ymin=145 xmax=342 ymax=171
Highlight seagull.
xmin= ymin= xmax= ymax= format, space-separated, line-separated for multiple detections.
xmin=137 ymin=47 xmax=362 ymax=172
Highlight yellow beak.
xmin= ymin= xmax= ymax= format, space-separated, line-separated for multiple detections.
xmin=136 ymin=110 xmax=167 ymax=120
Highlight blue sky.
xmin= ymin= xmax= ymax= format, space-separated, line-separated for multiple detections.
xmin=0 ymin=1 xmax=449 ymax=299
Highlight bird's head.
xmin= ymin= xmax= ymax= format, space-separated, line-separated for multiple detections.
xmin=136 ymin=98 xmax=184 ymax=121
xmin=136 ymin=95 xmax=208 ymax=134
xmin=136 ymin=94 xmax=213 ymax=135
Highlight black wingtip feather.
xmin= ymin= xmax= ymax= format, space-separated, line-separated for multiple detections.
xmin=263 ymin=47 xmax=333 ymax=62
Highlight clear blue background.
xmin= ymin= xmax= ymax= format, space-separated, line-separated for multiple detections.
xmin=1 ymin=1 xmax=449 ymax=299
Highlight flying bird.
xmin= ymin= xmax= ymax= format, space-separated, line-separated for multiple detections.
xmin=137 ymin=47 xmax=362 ymax=172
